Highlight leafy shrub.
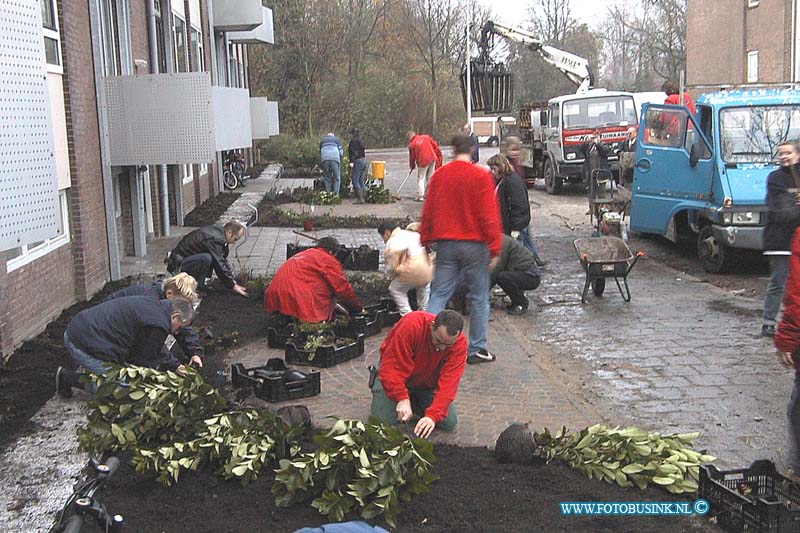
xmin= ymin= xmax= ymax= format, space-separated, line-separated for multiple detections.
xmin=365 ymin=179 xmax=393 ymax=204
xmin=257 ymin=134 xmax=319 ymax=168
xmin=273 ymin=418 xmax=438 ymax=527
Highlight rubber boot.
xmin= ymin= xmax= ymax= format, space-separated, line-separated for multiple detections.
xmin=56 ymin=366 xmax=85 ymax=398
xmin=355 ymin=188 xmax=365 ymax=204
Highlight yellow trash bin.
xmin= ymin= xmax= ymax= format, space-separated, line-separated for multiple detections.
xmin=370 ymin=160 xmax=386 ymax=180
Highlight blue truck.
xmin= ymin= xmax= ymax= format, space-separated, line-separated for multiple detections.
xmin=630 ymin=89 xmax=800 ymax=272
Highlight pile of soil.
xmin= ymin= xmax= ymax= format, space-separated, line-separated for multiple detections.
xmin=99 ymin=445 xmax=716 ymax=532
xmin=183 ymin=193 xmax=241 ymax=227
xmin=0 ymin=277 xmax=138 ymax=447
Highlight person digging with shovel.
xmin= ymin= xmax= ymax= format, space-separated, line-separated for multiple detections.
xmin=369 ymin=310 xmax=466 ymax=438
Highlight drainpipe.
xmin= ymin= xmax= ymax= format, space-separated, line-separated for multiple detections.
xmin=206 ymin=0 xmax=225 ymax=193
xmin=793 ymin=0 xmax=798 ymax=84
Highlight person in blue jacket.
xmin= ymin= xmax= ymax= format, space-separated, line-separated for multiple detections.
xmin=56 ymin=296 xmax=195 ymax=397
xmin=320 ymin=132 xmax=344 ymax=195
xmin=104 ymin=273 xmax=203 ymax=365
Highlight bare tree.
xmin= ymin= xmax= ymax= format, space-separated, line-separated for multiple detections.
xmin=528 ymin=0 xmax=575 ymax=46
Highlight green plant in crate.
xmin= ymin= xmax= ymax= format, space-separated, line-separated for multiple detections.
xmin=272 ymin=418 xmax=439 ymax=527
xmin=531 ymin=424 xmax=716 ymax=493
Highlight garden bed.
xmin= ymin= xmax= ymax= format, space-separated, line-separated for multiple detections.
xmin=183 ymin=193 xmax=241 ymax=227
xmin=98 ymin=445 xmax=718 ymax=532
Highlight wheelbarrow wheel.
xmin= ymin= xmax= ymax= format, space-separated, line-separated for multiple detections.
xmin=591 ymin=278 xmax=606 ymax=297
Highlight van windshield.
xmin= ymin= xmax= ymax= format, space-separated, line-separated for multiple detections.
xmin=720 ymin=105 xmax=800 ymax=164
xmin=562 ymin=96 xmax=637 ymax=130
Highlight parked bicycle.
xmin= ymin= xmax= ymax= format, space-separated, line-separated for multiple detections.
xmin=50 ymin=457 xmax=123 ymax=533
xmin=223 ymin=150 xmax=247 ymax=190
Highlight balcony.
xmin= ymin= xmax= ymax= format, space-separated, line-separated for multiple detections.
xmin=250 ymin=98 xmax=279 ymax=139
xmin=227 ymin=7 xmax=274 ymax=45
xmin=104 ymin=73 xmax=254 ymax=166
xmin=213 ymin=0 xmax=263 ymax=32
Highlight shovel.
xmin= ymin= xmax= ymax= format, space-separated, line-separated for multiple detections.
xmin=394 ymin=167 xmax=416 ymax=200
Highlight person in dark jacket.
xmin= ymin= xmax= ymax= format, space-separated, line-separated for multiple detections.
xmin=166 ymin=221 xmax=248 ymax=296
xmin=56 ymin=297 xmax=195 ymax=397
xmin=581 ymin=130 xmax=611 ymax=184
xmin=463 ymin=124 xmax=480 ymax=163
xmin=615 ymin=126 xmax=638 ymax=186
xmin=762 ymin=141 xmax=800 ymax=336
xmin=487 ymin=153 xmax=546 ymax=267
xmin=104 ymin=273 xmax=203 ymax=364
xmin=348 ymin=128 xmax=367 ymax=204
xmin=490 ymin=234 xmax=541 ymax=315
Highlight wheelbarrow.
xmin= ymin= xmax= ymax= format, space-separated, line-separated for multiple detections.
xmin=574 ymin=237 xmax=644 ymax=303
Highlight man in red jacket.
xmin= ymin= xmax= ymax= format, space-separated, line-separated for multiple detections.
xmin=370 ymin=310 xmax=466 ymax=438
xmin=420 ymin=134 xmax=503 ymax=364
xmin=264 ymin=237 xmax=362 ymax=322
xmin=407 ymin=131 xmax=443 ymax=201
xmin=775 ymin=227 xmax=800 ymax=475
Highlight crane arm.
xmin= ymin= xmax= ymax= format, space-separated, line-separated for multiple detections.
xmin=481 ymin=21 xmax=594 ymax=94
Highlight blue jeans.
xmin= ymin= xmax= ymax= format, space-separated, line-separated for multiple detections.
xmin=763 ymin=255 xmax=789 ymax=326
xmin=64 ymin=331 xmax=108 ymax=376
xmin=351 ymin=158 xmax=367 ymax=192
xmin=180 ymin=252 xmax=213 ymax=289
xmin=426 ymin=241 xmax=490 ymax=355
xmin=322 ymin=160 xmax=341 ymax=194
xmin=518 ymin=226 xmax=542 ymax=262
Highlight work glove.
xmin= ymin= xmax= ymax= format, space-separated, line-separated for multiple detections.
xmin=511 ymin=231 xmax=520 ymax=239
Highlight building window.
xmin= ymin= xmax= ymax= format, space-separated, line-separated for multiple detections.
xmin=747 ymin=50 xmax=759 ymax=83
xmin=200 ymin=162 xmax=208 ymax=176
xmin=182 ymin=164 xmax=194 ymax=184
xmin=98 ymin=0 xmax=121 ymax=76
xmin=173 ymin=15 xmax=188 ymax=73
xmin=41 ymin=0 xmax=61 ymax=70
xmin=6 ymin=190 xmax=71 ymax=272
xmin=190 ymin=26 xmax=204 ymax=72
xmin=747 ymin=0 xmax=759 ymax=7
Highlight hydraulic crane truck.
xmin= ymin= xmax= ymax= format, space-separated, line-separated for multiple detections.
xmin=467 ymin=21 xmax=652 ymax=194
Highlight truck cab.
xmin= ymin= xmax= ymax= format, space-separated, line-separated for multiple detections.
xmin=629 ymin=89 xmax=800 ymax=273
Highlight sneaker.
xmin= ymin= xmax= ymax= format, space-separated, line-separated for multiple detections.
xmin=56 ymin=366 xmax=73 ymax=398
xmin=467 ymin=349 xmax=496 ymax=364
xmin=492 ymin=287 xmax=507 ymax=297
xmin=535 ymin=259 xmax=548 ymax=267
xmin=761 ymin=324 xmax=776 ymax=337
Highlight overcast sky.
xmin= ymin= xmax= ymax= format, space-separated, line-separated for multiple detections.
xmin=483 ymin=0 xmax=627 ymax=28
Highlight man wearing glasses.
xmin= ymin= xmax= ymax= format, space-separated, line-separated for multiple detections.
xmin=369 ymin=310 xmax=466 ymax=438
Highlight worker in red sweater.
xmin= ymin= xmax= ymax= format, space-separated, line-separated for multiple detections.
xmin=774 ymin=227 xmax=800 ymax=475
xmin=662 ymin=81 xmax=696 ymax=114
xmin=370 ymin=310 xmax=466 ymax=438
xmin=264 ymin=237 xmax=362 ymax=323
xmin=407 ymin=131 xmax=443 ymax=202
xmin=420 ymin=133 xmax=503 ymax=364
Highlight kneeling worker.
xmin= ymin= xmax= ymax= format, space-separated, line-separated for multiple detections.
xmin=491 ymin=234 xmax=541 ymax=315
xmin=166 ymin=221 xmax=248 ymax=297
xmin=370 ymin=310 xmax=466 ymax=438
xmin=56 ymin=296 xmax=195 ymax=397
xmin=264 ymin=237 xmax=362 ymax=322
xmin=104 ymin=272 xmax=203 ymax=368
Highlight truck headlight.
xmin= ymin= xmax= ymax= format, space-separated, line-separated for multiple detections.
xmin=566 ymin=152 xmax=576 ymax=160
xmin=732 ymin=212 xmax=759 ymax=225
xmin=722 ymin=213 xmax=732 ymax=224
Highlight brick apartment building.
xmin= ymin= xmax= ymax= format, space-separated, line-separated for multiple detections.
xmin=0 ymin=0 xmax=279 ymax=361
xmin=687 ymin=0 xmax=800 ymax=88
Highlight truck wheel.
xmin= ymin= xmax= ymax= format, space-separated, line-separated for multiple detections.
xmin=697 ymin=226 xmax=732 ymax=273
xmin=543 ymin=159 xmax=562 ymax=195
xmin=487 ymin=137 xmax=498 ymax=147
xmin=591 ymin=278 xmax=606 ymax=296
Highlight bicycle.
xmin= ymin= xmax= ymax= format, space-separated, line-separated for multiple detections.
xmin=50 ymin=457 xmax=123 ymax=533
xmin=222 ymin=151 xmax=247 ymax=190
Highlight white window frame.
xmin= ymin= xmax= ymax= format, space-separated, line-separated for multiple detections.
xmin=41 ymin=0 xmax=63 ymax=74
xmin=182 ymin=163 xmax=194 ymax=184
xmin=6 ymin=190 xmax=71 ymax=272
xmin=747 ymin=50 xmax=759 ymax=83
xmin=172 ymin=13 xmax=188 ymax=73
xmin=747 ymin=0 xmax=759 ymax=7
xmin=190 ymin=25 xmax=204 ymax=72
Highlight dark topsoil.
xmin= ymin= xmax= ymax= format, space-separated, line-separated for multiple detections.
xmin=183 ymin=193 xmax=241 ymax=227
xmin=5 ymin=279 xmax=718 ymax=532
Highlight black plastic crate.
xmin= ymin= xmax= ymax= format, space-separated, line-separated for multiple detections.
xmin=335 ymin=308 xmax=386 ymax=338
xmin=267 ymin=326 xmax=294 ymax=349
xmin=700 ymin=460 xmax=800 ymax=533
xmin=230 ymin=359 xmax=320 ymax=403
xmin=285 ymin=333 xmax=365 ymax=368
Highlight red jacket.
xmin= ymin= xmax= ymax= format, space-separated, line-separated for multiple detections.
xmin=264 ymin=248 xmax=361 ymax=322
xmin=408 ymin=134 xmax=443 ymax=170
xmin=776 ymin=229 xmax=800 ymax=358
xmin=419 ymin=160 xmax=503 ymax=257
xmin=665 ymin=92 xmax=696 ymax=114
xmin=378 ymin=311 xmax=466 ymax=423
